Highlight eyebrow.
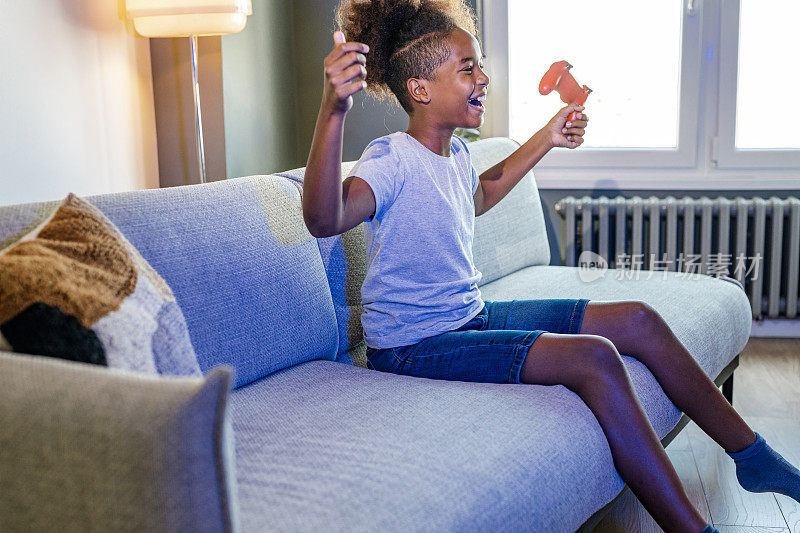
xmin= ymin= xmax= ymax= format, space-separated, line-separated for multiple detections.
xmin=460 ymin=55 xmax=487 ymax=63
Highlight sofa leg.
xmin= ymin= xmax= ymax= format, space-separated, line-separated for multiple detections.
xmin=722 ymin=373 xmax=734 ymax=405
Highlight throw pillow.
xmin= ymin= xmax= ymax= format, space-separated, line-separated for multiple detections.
xmin=0 ymin=193 xmax=202 ymax=376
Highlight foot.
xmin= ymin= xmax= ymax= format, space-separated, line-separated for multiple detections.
xmin=726 ymin=431 xmax=800 ymax=502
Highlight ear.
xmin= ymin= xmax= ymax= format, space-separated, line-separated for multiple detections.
xmin=407 ymin=78 xmax=431 ymax=105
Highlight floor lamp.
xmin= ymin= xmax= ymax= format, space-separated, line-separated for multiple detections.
xmin=126 ymin=0 xmax=252 ymax=184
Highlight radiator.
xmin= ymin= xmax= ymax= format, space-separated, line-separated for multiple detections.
xmin=554 ymin=195 xmax=800 ymax=320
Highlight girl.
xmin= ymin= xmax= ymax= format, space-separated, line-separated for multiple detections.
xmin=301 ymin=1 xmax=800 ymax=531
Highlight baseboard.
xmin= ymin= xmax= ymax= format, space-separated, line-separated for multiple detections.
xmin=750 ymin=319 xmax=800 ymax=338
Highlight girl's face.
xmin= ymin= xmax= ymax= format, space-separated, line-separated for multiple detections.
xmin=423 ymin=27 xmax=490 ymax=130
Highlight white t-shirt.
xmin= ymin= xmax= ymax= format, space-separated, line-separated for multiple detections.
xmin=349 ymin=131 xmax=484 ymax=349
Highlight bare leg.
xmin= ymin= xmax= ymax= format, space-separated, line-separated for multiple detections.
xmin=520 ymin=333 xmax=709 ymax=533
xmin=579 ymin=300 xmax=757 ymax=454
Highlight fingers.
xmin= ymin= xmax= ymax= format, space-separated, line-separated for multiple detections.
xmin=331 ymin=62 xmax=367 ymax=86
xmin=336 ymin=77 xmax=367 ymax=99
xmin=327 ymin=32 xmax=369 ymax=64
xmin=565 ymin=135 xmax=584 ymax=148
xmin=326 ymin=36 xmax=367 ymax=99
xmin=322 ymin=31 xmax=368 ymax=111
xmin=563 ymin=103 xmax=585 ymax=116
xmin=329 ymin=50 xmax=366 ymax=73
xmin=553 ymin=102 xmax=588 ymax=148
xmin=325 ymin=48 xmax=367 ymax=93
xmin=562 ymin=115 xmax=588 ymax=130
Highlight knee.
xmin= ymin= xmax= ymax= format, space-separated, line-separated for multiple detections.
xmin=578 ymin=335 xmax=627 ymax=383
xmin=629 ymin=300 xmax=666 ymax=336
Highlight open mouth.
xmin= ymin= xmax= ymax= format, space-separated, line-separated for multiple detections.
xmin=468 ymin=95 xmax=485 ymax=109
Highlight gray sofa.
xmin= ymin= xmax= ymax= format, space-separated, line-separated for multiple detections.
xmin=0 ymin=136 xmax=752 ymax=532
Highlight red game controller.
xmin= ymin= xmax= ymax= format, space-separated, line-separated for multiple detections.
xmin=539 ymin=60 xmax=592 ymax=124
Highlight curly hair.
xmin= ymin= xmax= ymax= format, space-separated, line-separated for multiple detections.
xmin=335 ymin=0 xmax=479 ymax=113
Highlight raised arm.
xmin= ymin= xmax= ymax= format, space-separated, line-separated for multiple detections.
xmin=302 ymin=31 xmax=376 ymax=238
xmin=474 ymin=129 xmax=552 ymax=217
xmin=475 ymin=103 xmax=587 ymax=216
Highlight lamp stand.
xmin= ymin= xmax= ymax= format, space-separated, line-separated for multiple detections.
xmin=190 ymin=34 xmax=207 ymax=184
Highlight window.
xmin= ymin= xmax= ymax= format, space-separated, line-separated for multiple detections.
xmin=509 ymin=1 xmax=683 ymax=150
xmin=717 ymin=0 xmax=800 ymax=168
xmin=480 ymin=0 xmax=800 ymax=185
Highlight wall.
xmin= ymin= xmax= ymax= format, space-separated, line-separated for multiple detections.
xmin=0 ymin=0 xmax=159 ymax=206
xmin=220 ymin=0 xmax=299 ymax=177
xmin=150 ymin=36 xmax=227 ymax=186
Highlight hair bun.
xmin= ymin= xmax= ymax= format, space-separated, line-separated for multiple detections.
xmin=385 ymin=3 xmax=422 ymax=54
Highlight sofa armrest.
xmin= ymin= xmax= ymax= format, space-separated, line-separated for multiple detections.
xmin=0 ymin=351 xmax=238 ymax=533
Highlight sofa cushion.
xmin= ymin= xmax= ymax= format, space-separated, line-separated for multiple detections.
xmin=479 ymin=265 xmax=752 ymax=379
xmin=0 ymin=193 xmax=201 ymax=376
xmin=229 ymin=358 xmax=684 ymax=532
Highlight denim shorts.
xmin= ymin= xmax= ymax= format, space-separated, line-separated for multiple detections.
xmin=365 ymin=299 xmax=591 ymax=384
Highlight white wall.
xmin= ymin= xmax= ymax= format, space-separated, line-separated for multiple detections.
xmin=0 ymin=0 xmax=159 ymax=206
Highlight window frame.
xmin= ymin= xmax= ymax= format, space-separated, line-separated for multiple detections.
xmin=479 ymin=0 xmax=800 ymax=189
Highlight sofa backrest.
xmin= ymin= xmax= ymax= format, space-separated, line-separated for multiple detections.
xmin=469 ymin=137 xmax=551 ymax=282
xmin=0 ymin=176 xmax=339 ymax=389
xmin=277 ymin=135 xmax=550 ymax=368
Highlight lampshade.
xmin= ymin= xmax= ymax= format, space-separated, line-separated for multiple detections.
xmin=127 ymin=0 xmax=252 ymax=37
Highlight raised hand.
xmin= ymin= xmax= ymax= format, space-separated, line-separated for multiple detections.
xmin=541 ymin=103 xmax=589 ymax=149
xmin=322 ymin=30 xmax=370 ymax=115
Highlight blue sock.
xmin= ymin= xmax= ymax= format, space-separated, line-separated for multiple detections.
xmin=701 ymin=524 xmax=719 ymax=533
xmin=725 ymin=431 xmax=800 ymax=502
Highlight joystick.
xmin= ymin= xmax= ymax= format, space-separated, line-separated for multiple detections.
xmin=539 ymin=60 xmax=592 ymax=124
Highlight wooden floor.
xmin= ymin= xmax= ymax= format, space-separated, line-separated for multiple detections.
xmin=592 ymin=337 xmax=800 ymax=533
